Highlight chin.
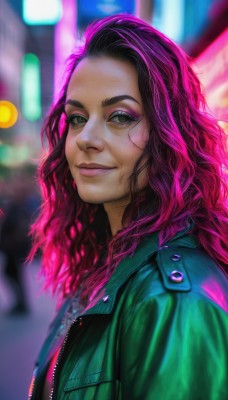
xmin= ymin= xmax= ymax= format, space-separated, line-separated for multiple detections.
xmin=77 ymin=192 xmax=106 ymax=205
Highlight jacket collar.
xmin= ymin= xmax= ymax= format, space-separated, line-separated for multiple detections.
xmin=83 ymin=222 xmax=197 ymax=316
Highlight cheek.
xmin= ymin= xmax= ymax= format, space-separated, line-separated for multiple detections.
xmin=65 ymin=136 xmax=73 ymax=164
xmin=128 ymin=123 xmax=149 ymax=150
xmin=120 ymin=146 xmax=146 ymax=181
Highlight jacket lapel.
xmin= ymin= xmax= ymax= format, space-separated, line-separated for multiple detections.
xmin=84 ymin=233 xmax=159 ymax=316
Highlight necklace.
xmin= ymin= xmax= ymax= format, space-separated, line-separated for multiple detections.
xmin=55 ymin=293 xmax=84 ymax=340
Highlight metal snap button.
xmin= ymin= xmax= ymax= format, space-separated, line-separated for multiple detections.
xmin=171 ymin=254 xmax=182 ymax=262
xmin=103 ymin=295 xmax=109 ymax=303
xmin=169 ymin=270 xmax=184 ymax=283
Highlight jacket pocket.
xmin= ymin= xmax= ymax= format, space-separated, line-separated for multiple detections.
xmin=63 ymin=372 xmax=118 ymax=400
xmin=61 ymin=316 xmax=119 ymax=398
xmin=64 ymin=370 xmax=112 ymax=391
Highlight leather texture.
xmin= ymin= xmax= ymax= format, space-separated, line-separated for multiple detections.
xmin=30 ymin=229 xmax=228 ymax=400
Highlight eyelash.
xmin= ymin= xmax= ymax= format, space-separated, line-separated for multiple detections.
xmin=108 ymin=111 xmax=139 ymax=124
xmin=65 ymin=111 xmax=139 ymax=128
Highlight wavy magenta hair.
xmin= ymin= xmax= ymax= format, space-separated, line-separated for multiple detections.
xmin=30 ymin=14 xmax=228 ymax=304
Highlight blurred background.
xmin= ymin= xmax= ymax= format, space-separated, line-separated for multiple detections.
xmin=0 ymin=1 xmax=227 ymax=399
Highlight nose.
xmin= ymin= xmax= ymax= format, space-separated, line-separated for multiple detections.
xmin=76 ymin=118 xmax=105 ymax=152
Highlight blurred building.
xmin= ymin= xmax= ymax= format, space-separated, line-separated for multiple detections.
xmin=188 ymin=0 xmax=228 ymax=128
xmin=0 ymin=0 xmax=26 ymax=152
xmin=0 ymin=0 xmax=42 ymax=171
xmin=0 ymin=0 xmax=25 ymax=106
xmin=137 ymin=0 xmax=227 ymax=125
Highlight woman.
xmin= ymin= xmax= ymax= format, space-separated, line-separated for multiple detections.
xmin=28 ymin=14 xmax=228 ymax=400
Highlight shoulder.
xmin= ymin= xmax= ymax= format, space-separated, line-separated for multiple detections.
xmin=119 ymin=244 xmax=228 ymax=351
xmin=118 ymin=240 xmax=228 ymax=400
xmin=127 ymin=242 xmax=228 ymax=314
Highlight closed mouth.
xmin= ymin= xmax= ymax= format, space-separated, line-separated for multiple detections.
xmin=76 ymin=163 xmax=116 ymax=177
xmin=78 ymin=163 xmax=115 ymax=169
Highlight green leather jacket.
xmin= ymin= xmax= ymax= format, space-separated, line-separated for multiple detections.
xmin=29 ymin=229 xmax=228 ymax=400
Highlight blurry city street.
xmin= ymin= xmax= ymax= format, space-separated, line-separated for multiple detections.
xmin=0 ymin=253 xmax=56 ymax=400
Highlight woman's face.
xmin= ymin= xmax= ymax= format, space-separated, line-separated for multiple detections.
xmin=65 ymin=56 xmax=149 ymax=210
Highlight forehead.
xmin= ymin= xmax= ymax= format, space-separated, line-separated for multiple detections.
xmin=66 ymin=56 xmax=141 ymax=101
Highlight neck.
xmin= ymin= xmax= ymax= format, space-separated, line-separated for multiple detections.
xmin=104 ymin=201 xmax=128 ymax=236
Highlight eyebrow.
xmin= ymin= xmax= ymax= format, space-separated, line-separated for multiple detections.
xmin=65 ymin=95 xmax=140 ymax=109
xmin=101 ymin=95 xmax=140 ymax=107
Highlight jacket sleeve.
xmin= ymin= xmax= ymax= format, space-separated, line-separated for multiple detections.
xmin=119 ymin=289 xmax=228 ymax=400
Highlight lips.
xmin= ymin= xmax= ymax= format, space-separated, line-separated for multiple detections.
xmin=78 ymin=163 xmax=114 ymax=169
xmin=77 ymin=163 xmax=116 ymax=177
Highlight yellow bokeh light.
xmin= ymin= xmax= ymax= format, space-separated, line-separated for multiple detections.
xmin=0 ymin=100 xmax=18 ymax=128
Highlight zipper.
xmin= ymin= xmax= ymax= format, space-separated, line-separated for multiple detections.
xmin=29 ymin=296 xmax=84 ymax=400
xmin=28 ymin=366 xmax=38 ymax=399
xmin=49 ymin=316 xmax=83 ymax=400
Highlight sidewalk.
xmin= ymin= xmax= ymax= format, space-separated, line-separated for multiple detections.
xmin=0 ymin=254 xmax=56 ymax=400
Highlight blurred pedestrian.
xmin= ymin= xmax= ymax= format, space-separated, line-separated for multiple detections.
xmin=0 ymin=169 xmax=39 ymax=314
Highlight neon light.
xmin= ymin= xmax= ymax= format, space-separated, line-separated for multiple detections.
xmin=21 ymin=53 xmax=42 ymax=121
xmin=152 ymin=0 xmax=184 ymax=43
xmin=23 ymin=0 xmax=62 ymax=25
xmin=54 ymin=0 xmax=77 ymax=100
xmin=193 ymin=29 xmax=228 ymax=123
